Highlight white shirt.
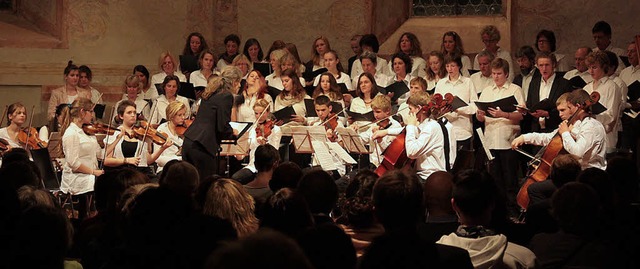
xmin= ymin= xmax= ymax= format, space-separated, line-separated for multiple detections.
xmin=554 ymin=53 xmax=571 ymax=72
xmin=0 ymin=127 xmax=22 ymax=148
xmin=460 ymin=55 xmax=472 ymax=77
xmin=313 ymin=72 xmax=352 ymax=90
xmin=470 ymin=72 xmax=493 ymax=95
xmin=387 ymin=56 xmax=427 ymax=78
xmin=435 ymin=75 xmax=479 ymax=140
xmin=265 ymin=74 xmax=306 ymax=90
xmin=539 ymin=74 xmax=556 ymax=101
xmin=149 ymin=95 xmax=191 ymax=125
xmin=563 ymin=69 xmax=594 ymax=85
xmin=61 ymin=123 xmax=101 ymax=195
xmin=150 ymin=71 xmax=187 ymax=86
xmin=583 ymin=76 xmax=621 ymax=149
xmin=273 ymin=95 xmax=309 ymax=127
xmin=153 ymin=122 xmax=183 ymax=173
xmin=519 ymin=69 xmax=537 ymax=100
xmin=479 ymin=82 xmax=526 ymax=150
xmin=88 ymin=86 xmax=104 ymax=104
xmin=189 ymin=70 xmax=211 ymax=87
xmin=351 ymin=57 xmax=391 ymax=80
xmin=237 ymin=94 xmax=274 ymax=123
xmin=140 ymin=86 xmax=160 ymax=100
xmin=245 ymin=123 xmax=282 ymax=173
xmin=426 ymin=78 xmax=438 ymax=92
xmin=473 ymin=48 xmax=515 ymax=82
xmin=405 ymin=119 xmax=452 ymax=181
xmin=359 ymin=118 xmax=402 ymax=167
xmin=349 ymin=96 xmax=376 ymax=129
xmin=352 ymin=73 xmax=390 ymax=90
xmin=523 ymin=117 xmax=607 ymax=170
xmin=620 ymin=65 xmax=640 ymax=101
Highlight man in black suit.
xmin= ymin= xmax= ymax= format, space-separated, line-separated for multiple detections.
xmin=524 ymin=52 xmax=573 ymax=134
xmin=360 ymin=170 xmax=473 ymax=269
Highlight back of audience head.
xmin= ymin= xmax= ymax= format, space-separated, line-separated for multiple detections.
xmin=270 ymin=161 xmax=303 ymax=192
xmin=159 ymin=160 xmax=199 ymax=197
xmin=606 ymin=156 xmax=639 ymax=205
xmin=254 ymin=144 xmax=280 ymax=173
xmin=202 ymin=178 xmax=258 ymax=238
xmin=551 ymin=182 xmax=600 ymax=237
xmin=424 ymin=171 xmax=455 ymax=218
xmin=1 ymin=147 xmax=30 ymax=168
xmin=297 ymin=169 xmax=338 ymax=215
xmin=577 ymin=167 xmax=614 ymax=212
xmin=340 ymin=170 xmax=378 ymax=228
xmin=206 ymin=229 xmax=314 ymax=269
xmin=549 ymin=154 xmax=581 ymax=188
xmin=95 ymin=168 xmax=148 ymax=218
xmin=0 ymin=159 xmax=41 ymax=191
xmin=297 ymin=223 xmax=357 ymax=269
xmin=372 ymin=169 xmax=423 ymax=230
xmin=260 ymin=187 xmax=314 ymax=237
xmin=17 ymin=185 xmax=56 ymax=210
xmin=452 ymin=169 xmax=498 ymax=226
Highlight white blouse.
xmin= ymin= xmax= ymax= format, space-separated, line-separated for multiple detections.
xmin=237 ymin=94 xmax=274 ymax=123
xmin=478 ymin=82 xmax=526 ymax=150
xmin=435 ymin=76 xmax=479 ymax=140
xmin=0 ymin=127 xmax=22 ymax=148
xmin=313 ymin=72 xmax=352 ymax=90
xmin=149 ymin=95 xmax=191 ymax=125
xmin=153 ymin=122 xmax=183 ymax=173
xmin=61 ymin=123 xmax=101 ymax=195
xmin=150 ymin=71 xmax=187 ymax=86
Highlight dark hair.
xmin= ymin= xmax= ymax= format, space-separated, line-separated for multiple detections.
xmin=0 ymin=148 xmax=30 ymax=168
xmin=535 ymin=51 xmax=558 ymax=67
xmin=260 ymin=188 xmax=314 ymax=237
xmin=160 ymin=161 xmax=200 ymax=197
xmin=356 ymin=72 xmax=379 ymax=99
xmin=254 ymin=144 xmax=280 ymax=172
xmin=313 ymin=95 xmax=331 ymax=107
xmin=372 ymin=169 xmax=423 ymax=229
xmin=64 ymin=60 xmax=79 ymax=76
xmin=426 ymin=51 xmax=447 ymax=81
xmin=490 ymin=58 xmax=510 ymax=76
xmin=117 ymin=100 xmax=136 ymax=116
xmin=297 ymin=223 xmax=357 ymax=269
xmin=551 ymin=182 xmax=600 ymax=236
xmin=182 ymin=32 xmax=209 ymax=56
xmin=359 ymin=34 xmax=380 ymax=53
xmin=0 ymin=160 xmax=41 ymax=191
xmin=452 ymin=169 xmax=498 ymax=219
xmin=162 ymin=74 xmax=181 ymax=96
xmin=243 ymin=38 xmax=264 ymax=62
xmin=441 ymin=31 xmax=466 ymax=55
xmin=297 ymin=169 xmax=338 ymax=214
xmin=606 ymin=157 xmax=639 ymax=206
xmin=443 ymin=54 xmax=463 ymax=69
xmin=577 ymin=168 xmax=613 ymax=212
xmin=592 ymin=20 xmax=612 ymax=36
xmin=340 ymin=170 xmax=378 ymax=228
xmin=549 ymin=154 xmax=581 ymax=188
xmin=6 ymin=102 xmax=25 ymax=124
xmin=312 ymin=72 xmax=343 ymax=101
xmin=78 ymin=65 xmax=92 ymax=80
xmin=279 ymin=68 xmax=306 ymax=101
xmin=424 ymin=171 xmax=455 ymax=216
xmin=536 ymin=29 xmax=557 ymax=52
xmin=390 ymin=52 xmax=413 ymax=75
xmin=396 ymin=32 xmax=422 ymax=57
xmin=95 ymin=168 xmax=148 ymax=217
xmin=516 ymin=45 xmax=536 ymax=62
xmin=604 ymin=50 xmax=619 ymax=70
xmin=269 ymin=162 xmax=303 ymax=192
xmin=224 ymin=34 xmax=241 ymax=46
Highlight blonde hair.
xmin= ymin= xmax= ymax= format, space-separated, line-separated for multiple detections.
xmin=60 ymin=97 xmax=94 ymax=137
xmin=279 ymin=52 xmax=302 ymax=77
xmin=123 ymin=75 xmax=142 ymax=95
xmin=407 ymin=90 xmax=431 ymax=107
xmin=481 ymin=25 xmax=501 ymax=42
xmin=166 ymin=101 xmax=186 ymax=122
xmin=371 ymin=94 xmax=392 ymax=112
xmin=202 ymin=179 xmax=259 ymax=238
xmin=232 ymin=54 xmax=253 ymax=72
xmin=310 ymin=36 xmax=332 ymax=66
xmin=158 ymin=51 xmax=178 ymax=72
xmin=253 ymin=98 xmax=270 ymax=110
xmin=202 ymin=66 xmax=243 ymax=100
xmin=410 ymin=77 xmax=428 ymax=91
xmin=270 ymin=49 xmax=287 ymax=76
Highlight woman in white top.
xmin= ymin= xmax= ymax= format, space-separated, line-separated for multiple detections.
xmin=264 ymin=49 xmax=288 ymax=89
xmin=150 ymin=51 xmax=187 ymax=85
xmin=232 ymin=54 xmax=252 ymax=80
xmin=536 ymin=30 xmax=571 ymax=72
xmin=441 ymin=31 xmax=472 ymax=77
xmin=351 ymin=34 xmax=390 ymax=79
xmin=425 ymin=51 xmax=447 ymax=93
xmin=435 ymin=55 xmax=478 ymax=150
xmin=78 ymin=65 xmax=105 ymax=105
xmin=154 ymin=101 xmax=186 ymax=173
xmin=473 ymin=25 xmax=515 ymax=82
xmin=313 ymin=50 xmax=351 ymax=90
xmin=307 ymin=36 xmax=331 ymax=71
xmin=189 ymin=49 xmax=217 ymax=87
xmin=133 ymin=65 xmax=159 ymax=100
xmin=389 ymin=52 xmax=414 ymax=105
xmin=269 ymin=52 xmax=306 ymax=90
xmin=237 ymin=70 xmax=274 ymax=122
xmin=387 ymin=32 xmax=427 ymax=78
xmin=274 ymin=69 xmax=309 ymax=126
xmin=103 ymin=100 xmax=172 ymax=178
xmin=0 ymin=102 xmax=28 ymax=149
xmin=351 ymin=51 xmax=390 ymax=95
xmin=117 ymin=75 xmax=152 ymax=122
xmin=217 ymin=34 xmax=241 ymax=70
xmin=59 ymin=98 xmax=104 ymax=195
xmin=349 ymin=72 xmax=380 ymax=130
xmin=149 ymin=75 xmax=191 ymax=125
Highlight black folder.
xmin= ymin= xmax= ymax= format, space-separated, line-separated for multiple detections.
xmin=555 ymin=71 xmax=567 ymax=78
xmin=304 ymin=85 xmax=316 ymax=98
xmin=468 ymin=69 xmax=481 ymax=75
xmin=475 ymin=95 xmax=518 ymax=117
xmin=426 ymin=87 xmax=436 ymax=95
xmin=93 ymin=104 xmax=106 ymax=119
xmin=155 ymin=83 xmax=164 ymax=95
xmin=450 ymin=96 xmax=469 ymax=111
xmin=302 ymin=67 xmax=328 ymax=82
xmin=179 ymin=55 xmax=199 ymax=74
xmin=304 ymin=99 xmax=345 ymax=117
xmin=273 ymin=106 xmax=297 ymax=124
xmin=253 ymin=62 xmax=272 ymax=76
xmin=590 ymin=101 xmax=607 ymax=115
xmin=569 ymin=76 xmax=587 ymax=89
xmin=267 ymin=86 xmax=282 ymax=101
xmin=338 ymin=83 xmax=357 ymax=97
xmin=519 ymin=98 xmax=555 ymax=113
xmin=346 ymin=110 xmax=375 ymax=122
xmin=385 ymin=81 xmax=410 ymax=102
xmin=179 ymin=82 xmax=196 ymax=100
xmin=620 ymin=56 xmax=631 ymax=67
xmin=627 ymin=81 xmax=640 ymax=101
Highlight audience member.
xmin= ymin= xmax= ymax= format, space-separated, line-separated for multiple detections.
xmin=418 ymin=171 xmax=459 ymax=243
xmin=297 ymin=223 xmax=357 ymax=269
xmin=243 ymin=144 xmax=279 ymax=205
xmin=269 ymin=161 xmax=303 ymax=192
xmin=297 ymin=169 xmax=339 ymax=225
xmin=260 ymin=188 xmax=314 ymax=238
xmin=202 ymin=178 xmax=259 ymax=238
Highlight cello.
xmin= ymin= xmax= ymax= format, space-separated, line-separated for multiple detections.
xmin=515 ymin=91 xmax=600 ymax=210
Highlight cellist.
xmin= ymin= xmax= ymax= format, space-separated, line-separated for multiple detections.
xmin=511 ymin=90 xmax=607 ymax=170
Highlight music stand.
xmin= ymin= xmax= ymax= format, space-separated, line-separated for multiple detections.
xmin=219 ymin=122 xmax=253 ymax=176
xmin=30 ymin=148 xmax=61 ymax=192
xmin=335 ymin=127 xmax=369 ymax=154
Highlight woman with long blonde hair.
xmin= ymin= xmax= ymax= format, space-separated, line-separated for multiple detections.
xmin=202 ymin=178 xmax=259 ymax=238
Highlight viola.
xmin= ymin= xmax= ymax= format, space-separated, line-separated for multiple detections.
xmin=17 ymin=127 xmax=47 ymax=150
xmin=127 ymin=120 xmax=179 ymax=149
xmin=82 ymin=122 xmax=118 ymax=136
xmin=0 ymin=138 xmax=9 ymax=153
xmin=175 ymin=118 xmax=193 ymax=136
xmin=256 ymin=119 xmax=274 ymax=138
xmin=516 ymin=92 xmax=600 ymax=210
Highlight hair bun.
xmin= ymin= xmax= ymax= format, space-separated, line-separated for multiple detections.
xmin=67 ymin=60 xmax=74 ymax=66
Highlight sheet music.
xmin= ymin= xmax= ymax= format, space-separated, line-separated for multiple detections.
xmin=327 ymin=142 xmax=357 ymax=164
xmin=336 ymin=127 xmax=369 ymax=154
xmin=624 ymin=110 xmax=639 ymax=119
xmin=311 ymin=140 xmax=337 ymax=171
xmin=475 ymin=128 xmax=495 ymax=161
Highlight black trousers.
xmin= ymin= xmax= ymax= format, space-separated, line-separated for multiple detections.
xmin=182 ymin=137 xmax=219 ymax=180
xmin=489 ymin=149 xmax=520 ymax=216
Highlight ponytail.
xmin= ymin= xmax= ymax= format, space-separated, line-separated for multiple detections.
xmin=59 ymin=98 xmax=93 ymax=136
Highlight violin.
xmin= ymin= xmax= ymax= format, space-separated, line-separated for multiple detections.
xmin=175 ymin=118 xmax=193 ymax=136
xmin=17 ymin=127 xmax=47 ymax=150
xmin=256 ymin=119 xmax=274 ymax=138
xmin=516 ymin=91 xmax=600 ymax=210
xmin=0 ymin=138 xmax=9 ymax=154
xmin=376 ymin=118 xmax=391 ymax=130
xmin=82 ymin=122 xmax=118 ymax=136
xmin=127 ymin=121 xmax=178 ymax=149
xmin=322 ymin=113 xmax=339 ymax=142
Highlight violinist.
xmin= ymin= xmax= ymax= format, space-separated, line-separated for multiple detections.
xmin=397 ymin=77 xmax=429 ymax=124
xmin=232 ymin=99 xmax=282 ymax=184
xmin=0 ymin=102 xmax=27 ymax=148
xmin=115 ymin=75 xmax=151 ymax=121
xmin=404 ymin=91 xmax=455 ymax=181
xmin=360 ymin=95 xmax=402 ymax=168
xmin=58 ymin=98 xmax=104 ymax=196
xmin=309 ymin=95 xmax=343 ymax=141
xmin=154 ymin=101 xmax=186 ymax=174
xmin=103 ymin=100 xmax=172 ymax=179
xmin=312 ymin=72 xmax=346 ymax=124
xmin=512 ymin=90 xmax=607 ymax=170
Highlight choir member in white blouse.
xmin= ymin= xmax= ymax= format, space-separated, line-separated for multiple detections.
xmin=535 ymin=30 xmax=570 ymax=72
xmin=307 ymin=36 xmax=331 ymax=71
xmin=154 ymin=101 xmax=186 ymax=173
xmin=0 ymin=102 xmax=27 ymax=149
xmin=150 ymin=51 xmax=187 ymax=85
xmin=232 ymin=54 xmax=252 ymax=80
xmin=116 ymin=75 xmax=152 ymax=121
xmin=149 ymin=75 xmax=191 ymax=125
xmin=217 ymin=34 xmax=241 ymax=71
xmin=189 ymin=49 xmax=217 ymax=87
xmin=349 ymin=72 xmax=380 ymax=130
xmin=273 ymin=69 xmax=309 ymax=126
xmin=181 ymin=32 xmax=209 ymax=74
xmin=473 ymin=25 xmax=514 ymax=82
xmin=59 ymin=98 xmax=104 ymax=195
xmin=237 ymin=70 xmax=274 ymax=123
xmin=313 ymin=50 xmax=351 ymax=90
xmin=243 ymin=38 xmax=265 ymax=63
xmin=387 ymin=32 xmax=427 ymax=78
xmin=470 ymin=51 xmax=495 ymax=95
xmin=425 ymin=51 xmax=447 ymax=92
xmin=351 ymin=51 xmax=390 ymax=95
xmin=133 ymin=65 xmax=159 ymax=100
xmin=351 ymin=34 xmax=390 ymax=79
xmin=389 ymin=52 xmax=414 ymax=105
xmin=265 ymin=50 xmax=295 ymax=89
xmin=441 ymin=31 xmax=472 ymax=77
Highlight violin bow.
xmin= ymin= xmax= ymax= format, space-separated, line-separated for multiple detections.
xmin=100 ymin=105 xmax=116 ymax=170
xmin=0 ymin=105 xmax=7 ymax=128
xmin=136 ymin=103 xmax=156 ymax=157
xmin=320 ymin=106 xmax=347 ymax=127
xmin=252 ymin=103 xmax=271 ymax=130
xmin=357 ymin=105 xmax=410 ymax=131
xmin=23 ymin=105 xmax=36 ymax=150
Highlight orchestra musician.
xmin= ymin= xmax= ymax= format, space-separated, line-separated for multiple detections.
xmin=397 ymin=77 xmax=429 ymax=125
xmin=0 ymin=102 xmax=27 ymax=149
xmin=361 ymin=95 xmax=402 ymax=168
xmin=48 ymin=61 xmax=92 ymax=120
xmin=103 ymin=100 xmax=172 ymax=179
xmin=182 ymin=66 xmax=242 ymax=179
xmin=312 ymin=72 xmax=346 ymax=125
xmin=154 ymin=101 xmax=186 ymax=174
xmin=309 ymin=95 xmax=346 ymax=176
xmin=232 ymin=99 xmax=282 ymax=184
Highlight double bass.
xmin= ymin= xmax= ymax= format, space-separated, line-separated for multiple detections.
xmin=516 ymin=92 xmax=600 ymax=210
xmin=374 ymin=93 xmax=453 ymax=176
